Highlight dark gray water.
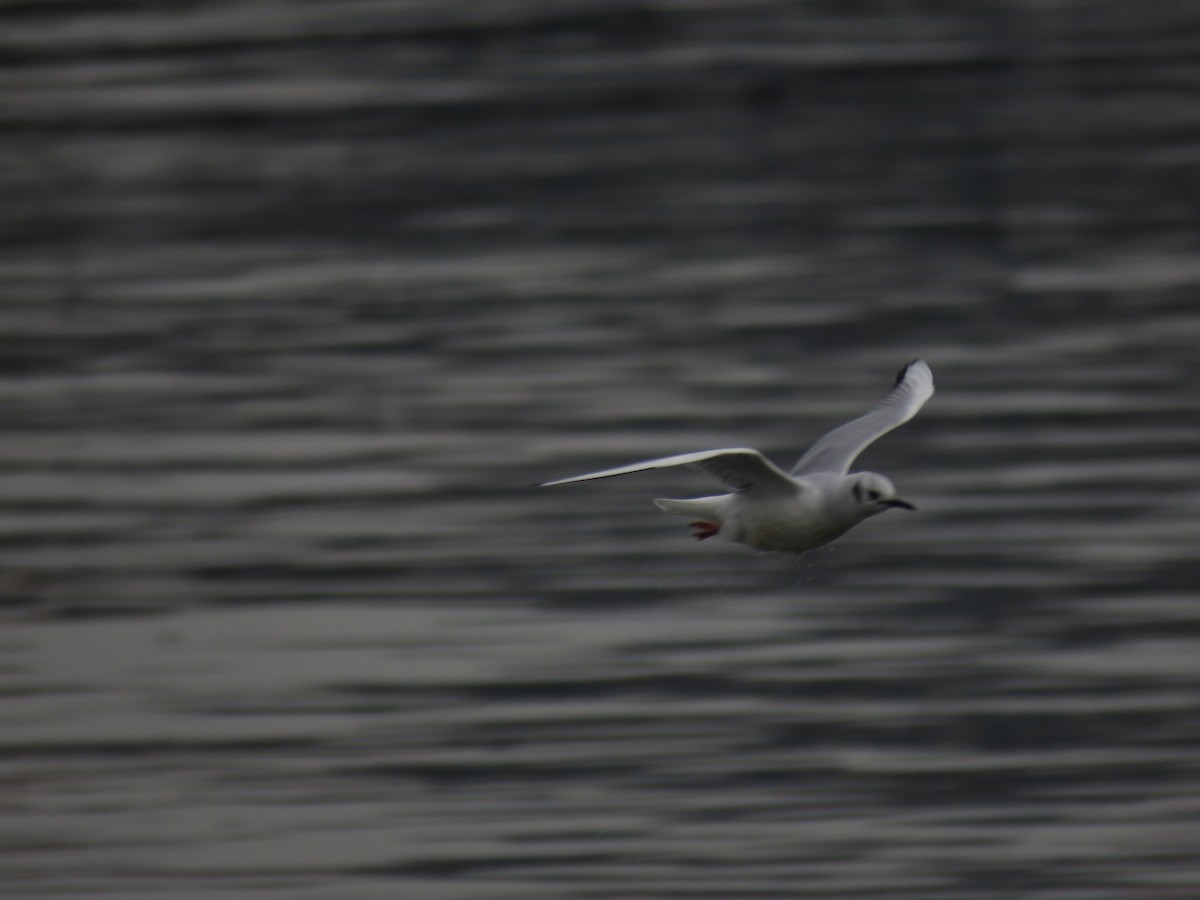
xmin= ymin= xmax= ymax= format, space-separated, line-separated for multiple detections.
xmin=3 ymin=2 xmax=1200 ymax=898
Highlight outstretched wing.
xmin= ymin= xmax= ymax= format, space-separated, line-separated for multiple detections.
xmin=791 ymin=359 xmax=934 ymax=476
xmin=542 ymin=447 xmax=798 ymax=496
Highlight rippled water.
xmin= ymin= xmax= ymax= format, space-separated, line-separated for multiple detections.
xmin=3 ymin=2 xmax=1200 ymax=898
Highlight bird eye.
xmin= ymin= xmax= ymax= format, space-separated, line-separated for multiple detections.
xmin=866 ymin=490 xmax=881 ymax=502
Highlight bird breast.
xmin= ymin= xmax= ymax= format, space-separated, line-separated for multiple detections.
xmin=729 ymin=495 xmax=857 ymax=553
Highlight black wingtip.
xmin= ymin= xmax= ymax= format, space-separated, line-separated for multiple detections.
xmin=894 ymin=359 xmax=917 ymax=387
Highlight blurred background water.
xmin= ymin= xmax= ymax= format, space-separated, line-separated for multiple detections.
xmin=2 ymin=2 xmax=1200 ymax=898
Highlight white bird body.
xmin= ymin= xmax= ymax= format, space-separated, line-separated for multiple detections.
xmin=652 ymin=472 xmax=859 ymax=551
xmin=542 ymin=360 xmax=933 ymax=554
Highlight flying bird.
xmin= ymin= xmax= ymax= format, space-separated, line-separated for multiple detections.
xmin=541 ymin=359 xmax=933 ymax=553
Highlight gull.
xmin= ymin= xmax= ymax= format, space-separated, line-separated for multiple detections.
xmin=541 ymin=359 xmax=933 ymax=553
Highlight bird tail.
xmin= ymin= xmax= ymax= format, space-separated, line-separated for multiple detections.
xmin=653 ymin=497 xmax=724 ymax=519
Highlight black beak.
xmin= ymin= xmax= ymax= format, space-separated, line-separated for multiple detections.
xmin=885 ymin=498 xmax=917 ymax=511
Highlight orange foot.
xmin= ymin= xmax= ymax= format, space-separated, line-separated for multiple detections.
xmin=689 ymin=521 xmax=719 ymax=541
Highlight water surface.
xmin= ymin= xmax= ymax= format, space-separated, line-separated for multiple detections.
xmin=3 ymin=2 xmax=1200 ymax=897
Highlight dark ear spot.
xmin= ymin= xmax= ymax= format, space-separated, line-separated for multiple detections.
xmin=852 ymin=481 xmax=864 ymax=505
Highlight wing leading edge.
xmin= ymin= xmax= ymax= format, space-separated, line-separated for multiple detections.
xmin=542 ymin=447 xmax=798 ymax=496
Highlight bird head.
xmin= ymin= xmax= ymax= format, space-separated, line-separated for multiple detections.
xmin=851 ymin=472 xmax=916 ymax=515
